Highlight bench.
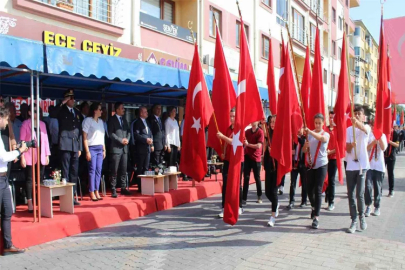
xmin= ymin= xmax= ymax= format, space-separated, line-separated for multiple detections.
xmin=40 ymin=183 xmax=75 ymax=218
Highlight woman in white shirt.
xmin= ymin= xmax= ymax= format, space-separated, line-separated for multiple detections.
xmin=303 ymin=113 xmax=330 ymax=229
xmin=165 ymin=107 xmax=181 ymax=167
xmin=82 ymin=102 xmax=105 ymax=201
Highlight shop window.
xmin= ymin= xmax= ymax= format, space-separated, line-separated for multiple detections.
xmin=262 ymin=35 xmax=270 ymax=59
xmin=236 ymin=21 xmax=249 ymax=47
xmin=209 ymin=7 xmax=222 ymax=38
xmin=141 ymin=0 xmax=175 ymax=23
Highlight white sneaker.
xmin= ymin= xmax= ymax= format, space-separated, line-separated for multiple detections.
xmin=267 ymin=216 xmax=276 ymax=227
xmin=257 ymin=195 xmax=263 ymax=204
xmin=373 ymin=208 xmax=381 ymax=216
xmin=218 ymin=209 xmax=224 ymax=218
xmin=275 ymin=204 xmax=279 ymax=217
xmin=365 ymin=206 xmax=371 ymax=217
xmin=239 ymin=208 xmax=244 ymax=215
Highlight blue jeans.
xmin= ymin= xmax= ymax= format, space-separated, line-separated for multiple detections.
xmin=0 ymin=176 xmax=13 ymax=249
xmin=88 ymin=145 xmax=104 ymax=192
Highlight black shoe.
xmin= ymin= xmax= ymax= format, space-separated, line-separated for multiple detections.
xmin=3 ymin=245 xmax=25 ymax=255
xmin=310 ymin=209 xmax=315 ymax=219
xmin=312 ymin=218 xmax=319 ymax=229
xmin=300 ymin=202 xmax=307 ymax=208
xmin=111 ymin=189 xmax=118 ymax=198
xmin=287 ymin=202 xmax=294 ymax=210
xmin=74 ymin=200 xmax=81 ymax=206
xmin=121 ymin=189 xmax=131 ymax=195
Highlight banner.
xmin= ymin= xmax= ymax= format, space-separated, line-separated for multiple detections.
xmin=11 ymin=97 xmax=56 ymax=117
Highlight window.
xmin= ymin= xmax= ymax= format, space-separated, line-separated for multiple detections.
xmin=355 ymin=66 xmax=360 ymax=75
xmin=354 ymin=47 xmax=360 ymax=56
xmin=332 ymin=40 xmax=336 ymax=56
xmin=293 ymin=9 xmax=305 ymax=44
xmin=262 ymin=35 xmax=270 ymax=59
xmin=332 ymin=8 xmax=336 ymax=23
xmin=236 ymin=21 xmax=249 ymax=46
xmin=262 ymin=0 xmax=271 ymax=7
xmin=361 ymin=68 xmax=364 ymax=78
xmin=346 ymin=0 xmax=349 ymax=6
xmin=338 ymin=17 xmax=343 ymax=30
xmin=323 ymin=69 xmax=328 ymax=84
xmin=354 ymin=27 xmax=360 ymax=36
xmin=141 ymin=0 xmax=175 ymax=23
xmin=338 ymin=47 xmax=342 ymax=59
xmin=310 ymin=24 xmax=316 ymax=50
xmin=345 ymin=23 xmax=348 ymax=34
xmin=209 ymin=7 xmax=222 ymax=38
xmin=332 ymin=74 xmax=336 ymax=89
xmin=355 ymin=85 xmax=360 ymax=94
xmin=276 ymin=0 xmax=288 ymax=26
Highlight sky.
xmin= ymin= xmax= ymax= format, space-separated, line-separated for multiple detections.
xmin=350 ymin=0 xmax=405 ymax=41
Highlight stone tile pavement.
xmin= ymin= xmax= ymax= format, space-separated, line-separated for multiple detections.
xmin=2 ymin=154 xmax=405 ymax=270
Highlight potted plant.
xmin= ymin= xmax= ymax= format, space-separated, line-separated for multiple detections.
xmin=56 ymin=0 xmax=74 ymax=12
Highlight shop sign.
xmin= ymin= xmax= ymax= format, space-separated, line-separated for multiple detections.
xmin=43 ymin=31 xmax=122 ymax=56
xmin=143 ymin=49 xmax=191 ymax=71
xmin=140 ymin=12 xmax=196 ymax=44
xmin=11 ymin=97 xmax=56 ymax=117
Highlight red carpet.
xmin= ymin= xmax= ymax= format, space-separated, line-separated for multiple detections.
xmin=8 ymin=171 xmax=264 ymax=249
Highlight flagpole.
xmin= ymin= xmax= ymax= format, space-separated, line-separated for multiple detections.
xmin=284 ymin=23 xmax=314 ymax=166
xmin=188 ymin=21 xmax=197 ymax=187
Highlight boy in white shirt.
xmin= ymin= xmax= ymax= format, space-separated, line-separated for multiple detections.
xmin=365 ymin=119 xmax=388 ymax=217
xmin=345 ymin=106 xmax=371 ymax=234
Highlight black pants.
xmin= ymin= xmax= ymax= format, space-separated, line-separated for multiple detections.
xmin=60 ymin=150 xmax=79 ymax=195
xmin=242 ymin=155 xmax=262 ymax=201
xmin=25 ymin=165 xmax=45 ymax=200
xmin=326 ymin=159 xmax=337 ymax=204
xmin=136 ymin=153 xmax=150 ymax=192
xmin=151 ymin=148 xmax=164 ymax=166
xmin=385 ymin=157 xmax=396 ymax=192
xmin=221 ymin=161 xmax=244 ymax=208
xmin=307 ymin=165 xmax=327 ymax=217
xmin=166 ymin=145 xmax=178 ymax=167
xmin=265 ymin=169 xmax=278 ymax=212
xmin=110 ymin=152 xmax=128 ymax=191
xmin=0 ymin=176 xmax=13 ymax=249
xmin=365 ymin=170 xmax=384 ymax=208
xmin=290 ymin=166 xmax=307 ymax=204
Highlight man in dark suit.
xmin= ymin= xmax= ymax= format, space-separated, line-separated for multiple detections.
xmin=108 ymin=102 xmax=131 ymax=198
xmin=148 ymin=104 xmax=166 ymax=166
xmin=55 ymin=89 xmax=82 ymax=206
xmin=133 ymin=106 xmax=153 ymax=193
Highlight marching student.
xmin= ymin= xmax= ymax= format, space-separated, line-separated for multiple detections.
xmin=263 ymin=115 xmax=279 ymax=227
xmin=365 ymin=119 xmax=387 ymax=217
xmin=216 ymin=108 xmax=244 ymax=218
xmin=385 ymin=124 xmax=399 ymax=198
xmin=287 ymin=126 xmax=307 ymax=209
xmin=242 ymin=121 xmax=264 ymax=205
xmin=303 ymin=113 xmax=330 ymax=229
xmin=325 ymin=111 xmax=337 ymax=211
xmin=345 ymin=106 xmax=370 ymax=234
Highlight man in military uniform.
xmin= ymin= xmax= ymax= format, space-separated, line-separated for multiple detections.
xmin=55 ymin=89 xmax=82 ymax=205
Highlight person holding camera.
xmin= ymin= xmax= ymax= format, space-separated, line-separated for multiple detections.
xmin=0 ymin=106 xmax=27 ymax=255
xmin=20 ymin=105 xmax=51 ymax=213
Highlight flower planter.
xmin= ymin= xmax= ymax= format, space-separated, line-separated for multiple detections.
xmin=56 ymin=2 xmax=74 ymax=12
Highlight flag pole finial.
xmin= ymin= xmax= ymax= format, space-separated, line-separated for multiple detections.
xmin=236 ymin=1 xmax=242 ymax=19
xmin=188 ymin=21 xmax=196 ymax=44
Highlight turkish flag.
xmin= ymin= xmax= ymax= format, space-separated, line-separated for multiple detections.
xmin=207 ymin=25 xmax=236 ymax=158
xmin=267 ymin=38 xmax=277 ymax=115
xmin=388 ymin=56 xmax=395 ymax=129
xmin=278 ymin=38 xmax=286 ymax=97
xmin=223 ymin=19 xmax=264 ymax=225
xmin=308 ymin=28 xmax=325 ymax=131
xmin=400 ymin=111 xmax=404 ymax=126
xmin=334 ymin=34 xmax=350 ymax=185
xmin=180 ymin=44 xmax=214 ymax=181
xmin=301 ymin=46 xmax=312 ymax=125
xmin=374 ymin=15 xmax=388 ymax=140
xmin=270 ymin=44 xmax=302 ymax=185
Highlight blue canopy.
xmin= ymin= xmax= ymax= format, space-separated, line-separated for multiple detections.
xmin=0 ymin=34 xmax=269 ymax=105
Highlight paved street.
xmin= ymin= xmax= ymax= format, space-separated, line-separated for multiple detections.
xmin=2 ymin=154 xmax=405 ymax=270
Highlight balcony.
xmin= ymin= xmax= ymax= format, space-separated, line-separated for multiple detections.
xmin=33 ymin=0 xmax=124 ymax=26
xmin=290 ymin=23 xmax=306 ymax=46
xmin=350 ymin=0 xmax=360 ymax=8
xmin=310 ymin=0 xmax=323 ymax=18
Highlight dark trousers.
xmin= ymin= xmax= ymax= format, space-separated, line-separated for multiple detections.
xmin=365 ymin=170 xmax=384 ymax=208
xmin=151 ymin=148 xmax=164 ymax=166
xmin=24 ymin=165 xmax=45 ymax=200
xmin=221 ymin=161 xmax=244 ymax=208
xmin=326 ymin=159 xmax=337 ymax=204
xmin=265 ymin=169 xmax=278 ymax=212
xmin=242 ymin=155 xmax=262 ymax=201
xmin=88 ymin=145 xmax=104 ymax=193
xmin=307 ymin=165 xmax=327 ymax=217
xmin=279 ymin=175 xmax=285 ymax=187
xmin=290 ymin=166 xmax=307 ymax=204
xmin=166 ymin=145 xmax=178 ymax=167
xmin=136 ymin=153 xmax=150 ymax=192
xmin=110 ymin=152 xmax=128 ymax=191
xmin=346 ymin=169 xmax=367 ymax=221
xmin=0 ymin=176 xmax=13 ymax=249
xmin=385 ymin=158 xmax=396 ymax=192
xmin=60 ymin=150 xmax=79 ymax=195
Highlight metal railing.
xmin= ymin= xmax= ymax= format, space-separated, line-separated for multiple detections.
xmin=34 ymin=0 xmax=124 ymax=26
xmin=310 ymin=0 xmax=323 ymax=17
xmin=290 ymin=23 xmax=306 ymax=45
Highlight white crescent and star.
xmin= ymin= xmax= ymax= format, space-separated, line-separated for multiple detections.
xmin=191 ymin=117 xmax=201 ymax=134
xmin=192 ymin=82 xmax=202 ymax=109
xmin=385 ymin=81 xmax=392 ymax=109
xmin=231 ymin=130 xmax=243 ymax=155
xmin=237 ymin=80 xmax=246 ymax=98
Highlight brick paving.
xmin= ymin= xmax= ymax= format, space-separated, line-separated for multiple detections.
xmin=2 ymin=154 xmax=405 ymax=270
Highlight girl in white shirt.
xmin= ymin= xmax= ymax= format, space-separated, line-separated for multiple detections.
xmin=164 ymin=107 xmax=181 ymax=167
xmin=82 ymin=102 xmax=105 ymax=201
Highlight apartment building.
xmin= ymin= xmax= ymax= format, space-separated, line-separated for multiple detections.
xmin=1 ymin=0 xmax=359 ymax=112
xmin=352 ymin=20 xmax=379 ymax=110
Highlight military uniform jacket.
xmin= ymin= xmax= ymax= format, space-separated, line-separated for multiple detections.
xmin=56 ymin=105 xmax=83 ymax=152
